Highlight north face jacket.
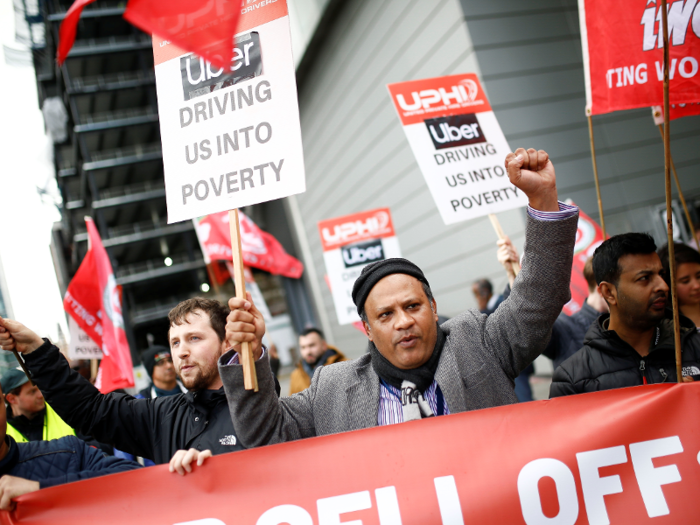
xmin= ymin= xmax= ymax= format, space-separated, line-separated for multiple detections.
xmin=550 ymin=312 xmax=700 ymax=397
xmin=0 ymin=435 xmax=139 ymax=489
xmin=23 ymin=341 xmax=278 ymax=464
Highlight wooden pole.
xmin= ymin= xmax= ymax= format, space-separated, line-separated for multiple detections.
xmin=90 ymin=359 xmax=98 ymax=383
xmin=488 ymin=214 xmax=520 ymax=276
xmin=228 ymin=209 xmax=259 ymax=392
xmin=660 ymin=0 xmax=683 ymax=383
xmin=11 ymin=350 xmax=34 ymax=386
xmin=587 ymin=114 xmax=606 ymax=238
xmin=656 ymin=124 xmax=698 ymax=245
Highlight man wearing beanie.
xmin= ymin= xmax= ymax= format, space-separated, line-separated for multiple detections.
xmin=219 ymin=148 xmax=578 ymax=446
xmin=138 ymin=346 xmax=186 ymax=399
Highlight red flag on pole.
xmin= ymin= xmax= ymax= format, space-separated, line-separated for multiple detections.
xmin=56 ymin=0 xmax=97 ymax=65
xmin=63 ymin=218 xmax=134 ymax=393
xmin=652 ymin=102 xmax=700 ymax=123
xmin=193 ymin=211 xmax=304 ymax=279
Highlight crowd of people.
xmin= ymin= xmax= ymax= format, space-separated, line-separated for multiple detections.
xmin=0 ymin=147 xmax=698 ymax=509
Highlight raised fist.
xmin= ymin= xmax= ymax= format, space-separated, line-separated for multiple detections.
xmin=505 ymin=148 xmax=558 ymax=212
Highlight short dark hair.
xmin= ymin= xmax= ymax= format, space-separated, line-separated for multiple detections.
xmin=168 ymin=297 xmax=229 ymax=342
xmin=359 ymin=280 xmax=435 ymax=323
xmin=583 ymin=257 xmax=597 ymax=293
xmin=472 ymin=278 xmax=493 ymax=297
xmin=592 ymin=233 xmax=657 ymax=286
xmin=300 ymin=327 xmax=325 ymax=340
xmin=657 ymin=242 xmax=700 ymax=286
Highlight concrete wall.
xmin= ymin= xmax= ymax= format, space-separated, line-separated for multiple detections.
xmin=290 ymin=0 xmax=526 ymax=356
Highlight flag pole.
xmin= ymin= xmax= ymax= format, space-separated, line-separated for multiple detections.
xmin=11 ymin=350 xmax=34 ymax=386
xmin=488 ymin=214 xmax=520 ymax=276
xmin=228 ymin=209 xmax=259 ymax=392
xmin=586 ymin=113 xmax=606 ymax=238
xmin=655 ymin=123 xmax=698 ymax=245
xmin=660 ymin=0 xmax=683 ymax=383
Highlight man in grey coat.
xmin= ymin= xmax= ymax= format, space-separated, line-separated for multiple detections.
xmin=219 ymin=147 xmax=578 ymax=447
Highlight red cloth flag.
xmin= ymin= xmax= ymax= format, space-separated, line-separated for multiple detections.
xmin=63 ymin=218 xmax=134 ymax=392
xmin=579 ymin=0 xmax=700 ymax=115
xmin=56 ymin=0 xmax=97 ymax=64
xmin=652 ymin=102 xmax=700 ymax=122
xmin=562 ymin=203 xmax=606 ymax=315
xmin=194 ymin=211 xmax=304 ymax=278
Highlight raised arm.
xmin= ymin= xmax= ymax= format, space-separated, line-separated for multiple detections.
xmin=478 ymin=149 xmax=578 ymax=378
xmin=0 ymin=318 xmax=159 ymax=460
xmin=219 ymin=296 xmax=317 ymax=448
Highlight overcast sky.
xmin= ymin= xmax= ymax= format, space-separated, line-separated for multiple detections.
xmin=0 ymin=0 xmax=68 ymax=342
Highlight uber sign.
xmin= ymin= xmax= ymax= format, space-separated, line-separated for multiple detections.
xmin=341 ymin=239 xmax=385 ymax=268
xmin=180 ymin=32 xmax=262 ymax=101
xmin=425 ymin=113 xmax=486 ymax=150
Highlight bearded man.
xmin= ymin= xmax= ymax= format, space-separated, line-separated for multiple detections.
xmin=218 ymin=148 xmax=579 ymax=445
xmin=0 ymin=298 xmax=278 ymax=464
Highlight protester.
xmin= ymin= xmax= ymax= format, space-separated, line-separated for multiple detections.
xmin=0 ymin=298 xmax=279 ymax=465
xmin=290 ymin=328 xmax=347 ymax=395
xmin=658 ymin=242 xmax=700 ymax=328
xmin=0 ymin=368 xmax=74 ymax=443
xmin=550 ymin=233 xmax=700 ymax=397
xmin=138 ymin=346 xmax=186 ymax=399
xmin=471 ymin=279 xmax=503 ymax=314
xmin=0 ymin=379 xmax=139 ymax=511
xmin=219 ymin=148 xmax=578 ymax=447
xmin=542 ymin=257 xmax=608 ymax=370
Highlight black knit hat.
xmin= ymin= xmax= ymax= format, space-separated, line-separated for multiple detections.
xmin=141 ymin=346 xmax=172 ymax=379
xmin=351 ymin=258 xmax=430 ymax=316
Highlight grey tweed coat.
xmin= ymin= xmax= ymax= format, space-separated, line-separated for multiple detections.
xmin=219 ymin=212 xmax=578 ymax=448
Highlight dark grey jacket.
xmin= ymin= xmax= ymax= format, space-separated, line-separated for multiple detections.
xmin=220 ymin=213 xmax=578 ymax=447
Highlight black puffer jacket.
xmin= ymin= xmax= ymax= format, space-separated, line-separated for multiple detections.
xmin=0 ymin=435 xmax=139 ymax=489
xmin=23 ymin=341 xmax=279 ymax=464
xmin=550 ymin=313 xmax=700 ymax=397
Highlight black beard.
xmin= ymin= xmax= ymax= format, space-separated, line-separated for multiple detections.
xmin=181 ymin=362 xmax=219 ymax=391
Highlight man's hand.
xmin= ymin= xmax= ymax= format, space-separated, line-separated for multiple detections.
xmin=505 ymin=148 xmax=558 ymax=212
xmin=226 ymin=292 xmax=265 ymax=360
xmin=0 ymin=318 xmax=44 ymax=355
xmin=0 ymin=476 xmax=40 ymax=511
xmin=169 ymin=449 xmax=212 ymax=476
xmin=497 ymin=236 xmax=520 ymax=286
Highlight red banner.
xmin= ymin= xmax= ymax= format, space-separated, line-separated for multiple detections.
xmin=3 ymin=383 xmax=700 ymax=524
xmin=563 ymin=203 xmax=606 ymax=315
xmin=194 ymin=211 xmax=304 ymax=279
xmin=652 ymin=102 xmax=700 ymax=122
xmin=63 ymin=218 xmax=134 ymax=392
xmin=580 ymin=0 xmax=700 ymax=115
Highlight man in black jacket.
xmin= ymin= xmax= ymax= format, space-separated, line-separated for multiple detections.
xmin=0 ymin=298 xmax=277 ymax=464
xmin=550 ymin=233 xmax=700 ymax=397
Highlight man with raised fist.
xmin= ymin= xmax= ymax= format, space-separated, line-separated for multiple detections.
xmin=219 ymin=148 xmax=579 ymax=447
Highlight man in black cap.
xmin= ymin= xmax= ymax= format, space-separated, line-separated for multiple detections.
xmin=217 ymin=148 xmax=579 ymax=446
xmin=0 ymin=368 xmax=74 ymax=443
xmin=138 ymin=346 xmax=186 ymax=399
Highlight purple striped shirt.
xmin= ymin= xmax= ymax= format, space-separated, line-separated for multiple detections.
xmin=527 ymin=201 xmax=578 ymax=221
xmin=378 ymin=380 xmax=450 ymax=426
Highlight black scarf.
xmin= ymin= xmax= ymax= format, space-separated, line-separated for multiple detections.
xmin=369 ymin=323 xmax=445 ymax=393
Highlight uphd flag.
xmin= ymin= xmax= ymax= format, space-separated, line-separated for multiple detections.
xmin=63 ymin=218 xmax=134 ymax=393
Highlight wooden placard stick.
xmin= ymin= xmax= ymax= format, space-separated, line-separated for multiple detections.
xmin=488 ymin=214 xmax=520 ymax=276
xmin=660 ymin=0 xmax=683 ymax=383
xmin=90 ymin=359 xmax=98 ymax=383
xmin=11 ymin=349 xmax=34 ymax=386
xmin=586 ymin=113 xmax=606 ymax=238
xmin=656 ymin=123 xmax=698 ymax=245
xmin=228 ymin=209 xmax=259 ymax=392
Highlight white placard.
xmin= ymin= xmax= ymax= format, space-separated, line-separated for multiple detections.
xmin=153 ymin=1 xmax=306 ymax=224
xmin=388 ymin=74 xmax=528 ymax=225
xmin=68 ymin=316 xmax=103 ymax=360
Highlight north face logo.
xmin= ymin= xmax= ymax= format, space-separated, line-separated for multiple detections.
xmin=682 ymin=366 xmax=700 ymax=377
xmin=219 ymin=435 xmax=237 ymax=446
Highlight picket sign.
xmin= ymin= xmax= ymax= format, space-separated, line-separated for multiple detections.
xmin=3 ymin=382 xmax=700 ymax=524
xmin=152 ymin=0 xmax=305 ymax=390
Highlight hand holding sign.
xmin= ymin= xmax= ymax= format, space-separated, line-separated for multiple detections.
xmin=505 ymin=148 xmax=558 ymax=212
xmin=0 ymin=318 xmax=44 ymax=355
xmin=226 ymin=294 xmax=265 ymax=362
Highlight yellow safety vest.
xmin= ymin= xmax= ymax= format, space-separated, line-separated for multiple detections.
xmin=6 ymin=404 xmax=75 ymax=443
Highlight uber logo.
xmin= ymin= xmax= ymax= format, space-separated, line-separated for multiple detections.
xmin=341 ymin=239 xmax=385 ymax=268
xmin=180 ymin=32 xmax=262 ymax=101
xmin=425 ymin=113 xmax=486 ymax=150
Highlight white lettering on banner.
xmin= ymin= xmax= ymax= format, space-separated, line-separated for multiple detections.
xmin=434 ymin=476 xmax=466 ymax=525
xmin=641 ymin=1 xmax=699 ymax=51
xmin=321 ymin=213 xmax=389 ymax=246
xmin=396 ymin=80 xmax=478 ymax=112
xmin=256 ymin=505 xmax=313 ymax=525
xmin=375 ymin=486 xmax=402 ymax=525
xmin=317 ymin=491 xmax=371 ymax=525
xmin=517 ymin=436 xmax=685 ymax=525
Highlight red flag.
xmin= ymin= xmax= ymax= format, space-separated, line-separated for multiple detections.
xmin=562 ymin=203 xmax=606 ymax=316
xmin=56 ymin=0 xmax=97 ymax=64
xmin=63 ymin=218 xmax=134 ymax=392
xmin=652 ymin=102 xmax=700 ymax=123
xmin=193 ymin=211 xmax=304 ymax=279
xmin=124 ymin=0 xmax=242 ymax=70
xmin=579 ymin=0 xmax=700 ymax=115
